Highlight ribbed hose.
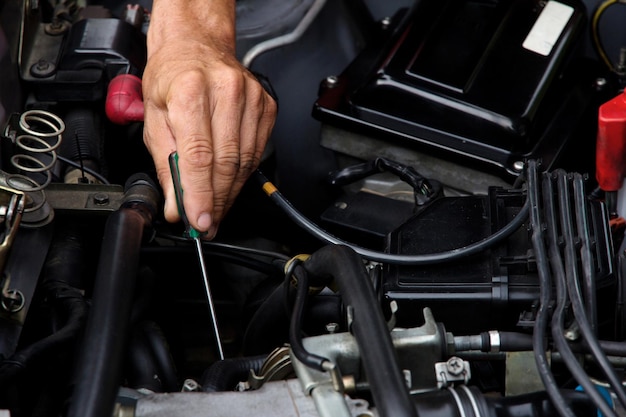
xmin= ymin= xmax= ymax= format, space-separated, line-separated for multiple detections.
xmin=201 ymin=355 xmax=266 ymax=392
xmin=303 ymin=245 xmax=418 ymax=417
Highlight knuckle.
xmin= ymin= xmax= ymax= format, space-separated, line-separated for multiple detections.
xmin=180 ymin=135 xmax=213 ymax=169
xmin=239 ymin=151 xmax=260 ymax=176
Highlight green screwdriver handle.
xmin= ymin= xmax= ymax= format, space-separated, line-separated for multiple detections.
xmin=168 ymin=151 xmax=203 ymax=239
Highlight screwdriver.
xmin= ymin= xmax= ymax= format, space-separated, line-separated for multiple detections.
xmin=168 ymin=151 xmax=224 ymax=360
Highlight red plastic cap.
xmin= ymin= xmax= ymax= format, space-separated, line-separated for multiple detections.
xmin=596 ymin=91 xmax=626 ymax=191
xmin=105 ymin=74 xmax=145 ymax=125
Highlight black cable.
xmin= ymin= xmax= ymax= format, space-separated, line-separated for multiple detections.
xmin=57 ymin=154 xmax=110 ymax=185
xmin=155 ymin=231 xmax=291 ymax=261
xmin=572 ymin=175 xmax=598 ymax=333
xmin=544 ymin=172 xmax=617 ymax=417
xmin=255 ymin=170 xmax=528 ymax=265
xmin=288 ymin=266 xmax=328 ymax=371
xmin=557 ymin=171 xmax=626 ymax=411
xmin=526 ymin=160 xmax=575 ymax=417
xmin=141 ymin=246 xmax=281 ymax=276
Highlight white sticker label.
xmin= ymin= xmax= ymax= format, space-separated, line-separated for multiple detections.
xmin=522 ymin=1 xmax=574 ymax=57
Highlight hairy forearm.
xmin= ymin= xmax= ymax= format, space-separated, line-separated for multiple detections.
xmin=148 ymin=0 xmax=236 ymax=56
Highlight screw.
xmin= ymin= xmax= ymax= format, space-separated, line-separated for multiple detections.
xmin=93 ymin=193 xmax=110 ymax=205
xmin=325 ymin=75 xmax=339 ymax=89
xmin=325 ymin=322 xmax=339 ymax=334
xmin=30 ymin=59 xmax=56 ymax=78
xmin=513 ymin=161 xmax=525 ymax=172
xmin=445 ymin=357 xmax=464 ymax=376
xmin=182 ymin=379 xmax=201 ymax=392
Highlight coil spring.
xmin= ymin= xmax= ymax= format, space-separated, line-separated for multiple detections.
xmin=7 ymin=109 xmax=64 ymax=212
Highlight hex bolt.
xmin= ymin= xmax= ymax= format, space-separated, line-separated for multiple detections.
xmin=182 ymin=379 xmax=201 ymax=392
xmin=594 ymin=77 xmax=607 ymax=90
xmin=30 ymin=59 xmax=56 ymax=78
xmin=325 ymin=75 xmax=339 ymax=89
xmin=445 ymin=357 xmax=464 ymax=376
xmin=325 ymin=322 xmax=339 ymax=334
xmin=93 ymin=193 xmax=110 ymax=206
xmin=513 ymin=161 xmax=525 ymax=172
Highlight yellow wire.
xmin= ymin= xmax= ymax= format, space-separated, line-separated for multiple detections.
xmin=592 ymin=0 xmax=619 ymax=71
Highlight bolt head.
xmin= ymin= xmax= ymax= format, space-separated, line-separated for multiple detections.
xmin=325 ymin=75 xmax=339 ymax=88
xmin=30 ymin=59 xmax=56 ymax=78
xmin=325 ymin=322 xmax=339 ymax=334
xmin=93 ymin=193 xmax=110 ymax=205
xmin=445 ymin=357 xmax=464 ymax=376
xmin=513 ymin=161 xmax=524 ymax=172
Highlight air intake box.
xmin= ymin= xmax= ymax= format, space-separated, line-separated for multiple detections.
xmin=314 ymin=0 xmax=589 ymax=180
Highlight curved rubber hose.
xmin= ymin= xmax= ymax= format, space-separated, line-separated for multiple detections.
xmin=200 ymin=355 xmax=266 ymax=392
xmin=303 ymin=245 xmax=417 ymax=417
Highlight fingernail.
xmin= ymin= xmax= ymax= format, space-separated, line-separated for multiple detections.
xmin=207 ymin=223 xmax=218 ymax=239
xmin=197 ymin=212 xmax=211 ymax=232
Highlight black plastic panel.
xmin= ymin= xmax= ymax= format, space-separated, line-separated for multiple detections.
xmin=314 ymin=0 xmax=588 ymax=178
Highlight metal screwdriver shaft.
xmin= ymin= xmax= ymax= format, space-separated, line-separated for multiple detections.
xmin=169 ymin=152 xmax=224 ymax=360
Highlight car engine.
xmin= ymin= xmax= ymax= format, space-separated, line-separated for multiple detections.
xmin=2 ymin=1 xmax=626 ymax=416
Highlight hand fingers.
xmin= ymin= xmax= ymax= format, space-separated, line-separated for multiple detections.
xmin=223 ymin=76 xmax=277 ymax=213
xmin=208 ymin=70 xmax=246 ymax=228
xmin=143 ymin=104 xmax=179 ymax=223
xmin=166 ymin=70 xmax=216 ymax=233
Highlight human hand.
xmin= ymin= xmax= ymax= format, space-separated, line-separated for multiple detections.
xmin=142 ymin=0 xmax=277 ymax=238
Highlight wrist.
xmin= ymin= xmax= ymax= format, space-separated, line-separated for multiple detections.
xmin=148 ymin=0 xmax=236 ymax=57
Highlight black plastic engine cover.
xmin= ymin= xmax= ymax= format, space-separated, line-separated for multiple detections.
xmin=314 ymin=0 xmax=588 ymax=178
xmin=382 ymin=187 xmax=613 ymax=333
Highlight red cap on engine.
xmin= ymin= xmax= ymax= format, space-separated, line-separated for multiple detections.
xmin=105 ymin=74 xmax=145 ymax=125
xmin=597 ymin=90 xmax=626 ymax=192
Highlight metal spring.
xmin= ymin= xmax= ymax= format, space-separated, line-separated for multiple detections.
xmin=7 ymin=109 xmax=64 ymax=212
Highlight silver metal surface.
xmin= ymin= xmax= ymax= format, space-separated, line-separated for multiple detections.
xmin=135 ymin=380 xmax=323 ymax=417
xmin=291 ymin=307 xmax=447 ymax=417
xmin=505 ymin=351 xmax=545 ymax=396
xmin=195 ymin=237 xmax=224 ymax=360
xmin=435 ymin=357 xmax=471 ymax=388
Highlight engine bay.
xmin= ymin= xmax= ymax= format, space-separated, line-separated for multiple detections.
xmin=2 ymin=1 xmax=626 ymax=416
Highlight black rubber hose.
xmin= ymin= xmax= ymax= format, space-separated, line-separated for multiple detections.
xmin=476 ymin=332 xmax=533 ymax=352
xmin=61 ymin=108 xmax=101 ymax=165
xmin=255 ymin=170 xmax=528 ymax=265
xmin=303 ymin=245 xmax=417 ymax=417
xmin=242 ymin=283 xmax=290 ymax=356
xmin=65 ymin=177 xmax=158 ymax=417
xmin=0 ymin=282 xmax=87 ymax=389
xmin=526 ymin=161 xmax=574 ymax=417
xmin=411 ymin=386 xmax=595 ymax=417
xmin=289 ymin=270 xmax=329 ymax=371
xmin=544 ymin=172 xmax=616 ymax=417
xmin=139 ymin=321 xmax=179 ymax=392
xmin=0 ymin=223 xmax=89 ymax=388
xmin=486 ymin=389 xmax=596 ymax=417
xmin=200 ymin=355 xmax=266 ymax=392
xmin=126 ymin=326 xmax=164 ymax=393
